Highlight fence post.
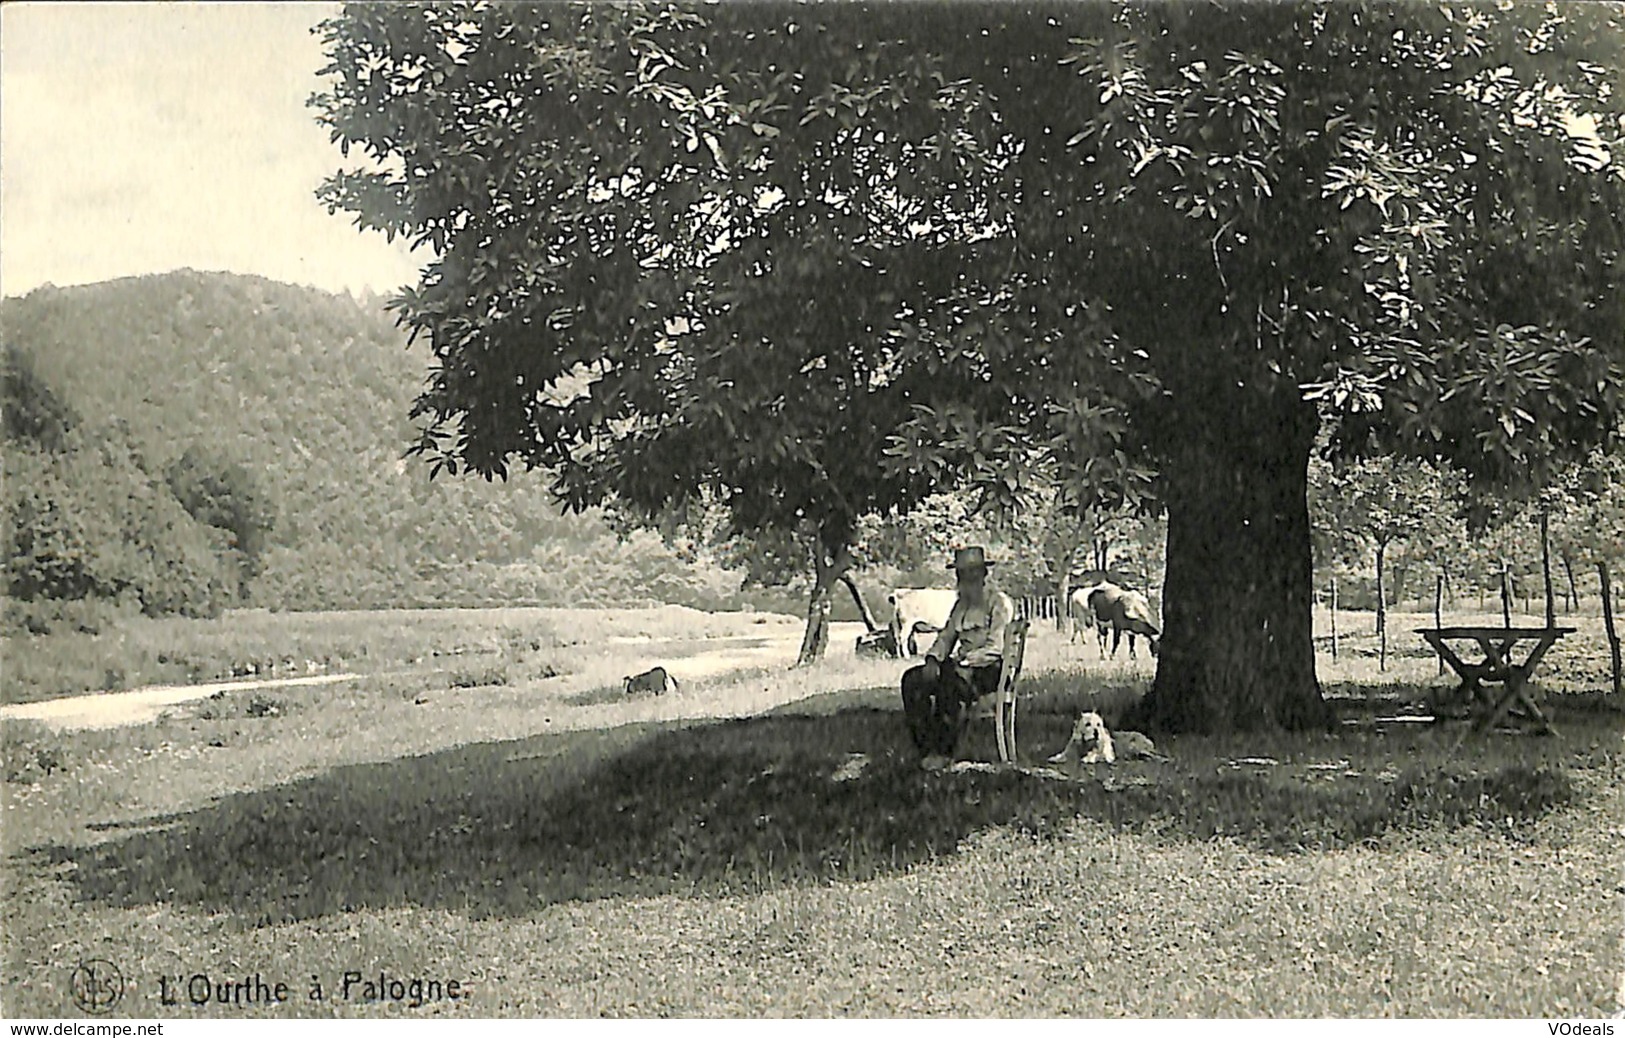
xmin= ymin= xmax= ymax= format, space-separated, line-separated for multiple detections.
xmin=1434 ymin=574 xmax=1444 ymax=676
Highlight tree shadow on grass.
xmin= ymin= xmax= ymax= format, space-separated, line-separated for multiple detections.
xmin=30 ymin=687 xmax=1592 ymax=923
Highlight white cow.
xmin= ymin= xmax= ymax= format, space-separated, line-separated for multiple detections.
xmin=888 ymin=587 xmax=958 ymax=658
xmin=1091 ymin=584 xmax=1160 ymax=659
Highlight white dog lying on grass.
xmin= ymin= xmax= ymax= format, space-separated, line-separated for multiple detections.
xmin=1048 ymin=711 xmax=1170 ymax=766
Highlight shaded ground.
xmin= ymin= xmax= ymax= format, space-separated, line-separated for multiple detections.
xmin=27 ymin=688 xmax=1615 ymax=924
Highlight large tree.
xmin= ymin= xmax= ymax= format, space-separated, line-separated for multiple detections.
xmin=314 ymin=1 xmax=1625 ymax=730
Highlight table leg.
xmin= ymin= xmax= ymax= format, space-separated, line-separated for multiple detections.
xmin=1426 ymin=638 xmax=1481 ymax=718
xmin=1474 ymin=637 xmax=1526 ymax=715
xmin=1513 ymin=635 xmax=1561 ymax=735
xmin=1476 ymin=637 xmax=1515 ymax=679
xmin=1445 ymin=632 xmax=1567 ymax=747
xmin=1473 ymin=637 xmax=1560 ymax=736
xmin=1473 ymin=678 xmax=1525 ymax=735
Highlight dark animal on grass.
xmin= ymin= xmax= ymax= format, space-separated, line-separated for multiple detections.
xmin=624 ymin=666 xmax=679 ymax=696
xmin=855 ymin=628 xmax=899 ymax=658
xmin=1087 ymin=584 xmax=1161 ymax=659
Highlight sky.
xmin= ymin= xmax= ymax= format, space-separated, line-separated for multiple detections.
xmin=0 ymin=2 xmax=425 ymax=299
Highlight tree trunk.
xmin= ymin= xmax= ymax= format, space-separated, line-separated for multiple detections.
xmin=1378 ymin=539 xmax=1391 ymax=653
xmin=1127 ymin=391 xmax=1328 ymax=733
xmin=1391 ymin=560 xmax=1407 ymax=612
xmin=1561 ymin=551 xmax=1580 ymax=613
xmin=1540 ymin=507 xmax=1555 ymax=627
xmin=1375 ymin=541 xmax=1388 ymax=672
xmin=796 ymin=570 xmax=836 ymax=667
xmin=839 ymin=572 xmax=879 ymax=634
xmin=1329 ymin=576 xmax=1338 ymax=661
xmin=1056 ymin=542 xmax=1080 ymax=637
xmin=1600 ymin=561 xmax=1623 ymax=698
xmin=1500 ymin=564 xmax=1512 ymax=628
xmin=795 ymin=533 xmax=852 ymax=667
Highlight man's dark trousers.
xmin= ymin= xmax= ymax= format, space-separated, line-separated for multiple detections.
xmin=901 ymin=658 xmax=1002 ymax=758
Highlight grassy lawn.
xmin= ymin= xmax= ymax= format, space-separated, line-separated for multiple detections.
xmin=1 ymin=604 xmax=804 ymax=705
xmin=2 ymin=607 xmax=1621 ymax=1017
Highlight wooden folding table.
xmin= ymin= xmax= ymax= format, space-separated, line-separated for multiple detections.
xmin=1415 ymin=626 xmax=1572 ymax=737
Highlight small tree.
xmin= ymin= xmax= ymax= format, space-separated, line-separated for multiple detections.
xmin=1311 ymin=457 xmax=1446 ymax=668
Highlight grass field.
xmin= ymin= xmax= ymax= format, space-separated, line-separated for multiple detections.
xmin=2 ymin=604 xmax=1621 ymax=1017
xmin=0 ymin=604 xmax=805 ymax=706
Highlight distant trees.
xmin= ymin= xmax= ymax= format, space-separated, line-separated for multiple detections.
xmin=1306 ymin=441 xmax=1624 ymax=696
xmin=2 ymin=344 xmax=78 ymax=452
xmin=1552 ymin=449 xmax=1625 ymax=693
xmin=4 ymin=412 xmax=234 ymax=623
xmin=2 ymin=271 xmax=736 ymax=618
xmin=1309 ymin=456 xmax=1453 ymax=667
xmin=166 ymin=446 xmax=276 ymax=599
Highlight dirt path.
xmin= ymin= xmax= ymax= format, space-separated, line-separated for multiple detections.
xmin=0 ymin=673 xmax=363 ymax=731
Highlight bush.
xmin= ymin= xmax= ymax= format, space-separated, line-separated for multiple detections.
xmin=2 ymin=722 xmax=68 ymax=783
xmin=1 ymin=595 xmax=137 ymax=637
xmin=192 ymin=691 xmax=290 ymax=721
xmin=6 ymin=435 xmax=233 ymax=619
xmin=448 ymin=666 xmax=509 ymax=689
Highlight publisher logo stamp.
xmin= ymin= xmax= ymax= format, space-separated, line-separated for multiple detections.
xmin=70 ymin=959 xmax=125 ymax=1015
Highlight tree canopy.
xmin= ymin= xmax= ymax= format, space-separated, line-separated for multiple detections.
xmin=314 ymin=1 xmax=1625 ymax=729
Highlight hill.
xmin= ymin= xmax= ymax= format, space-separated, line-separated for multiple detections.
xmin=1 ymin=270 xmax=760 ymax=616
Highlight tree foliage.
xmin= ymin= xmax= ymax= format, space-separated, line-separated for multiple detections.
xmin=5 ymin=427 xmax=234 ymax=619
xmin=1551 ymin=445 xmax=1625 ymax=571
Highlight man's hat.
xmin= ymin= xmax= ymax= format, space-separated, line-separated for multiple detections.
xmin=949 ymin=546 xmax=996 ymax=572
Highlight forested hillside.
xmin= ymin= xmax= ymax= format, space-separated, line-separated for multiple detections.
xmin=2 ymin=271 xmax=757 ymax=620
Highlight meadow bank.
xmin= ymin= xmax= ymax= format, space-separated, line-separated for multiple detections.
xmin=2 ymin=606 xmax=1621 ymax=1017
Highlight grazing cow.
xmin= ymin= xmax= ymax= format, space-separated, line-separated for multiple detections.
xmin=624 ymin=666 xmax=679 ymax=696
xmin=1088 ymin=584 xmax=1160 ymax=659
xmin=888 ymin=588 xmax=958 ymax=657
xmin=1068 ymin=582 xmax=1116 ymax=656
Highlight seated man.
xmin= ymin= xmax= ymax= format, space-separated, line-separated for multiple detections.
xmin=900 ymin=546 xmax=1015 ymax=771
